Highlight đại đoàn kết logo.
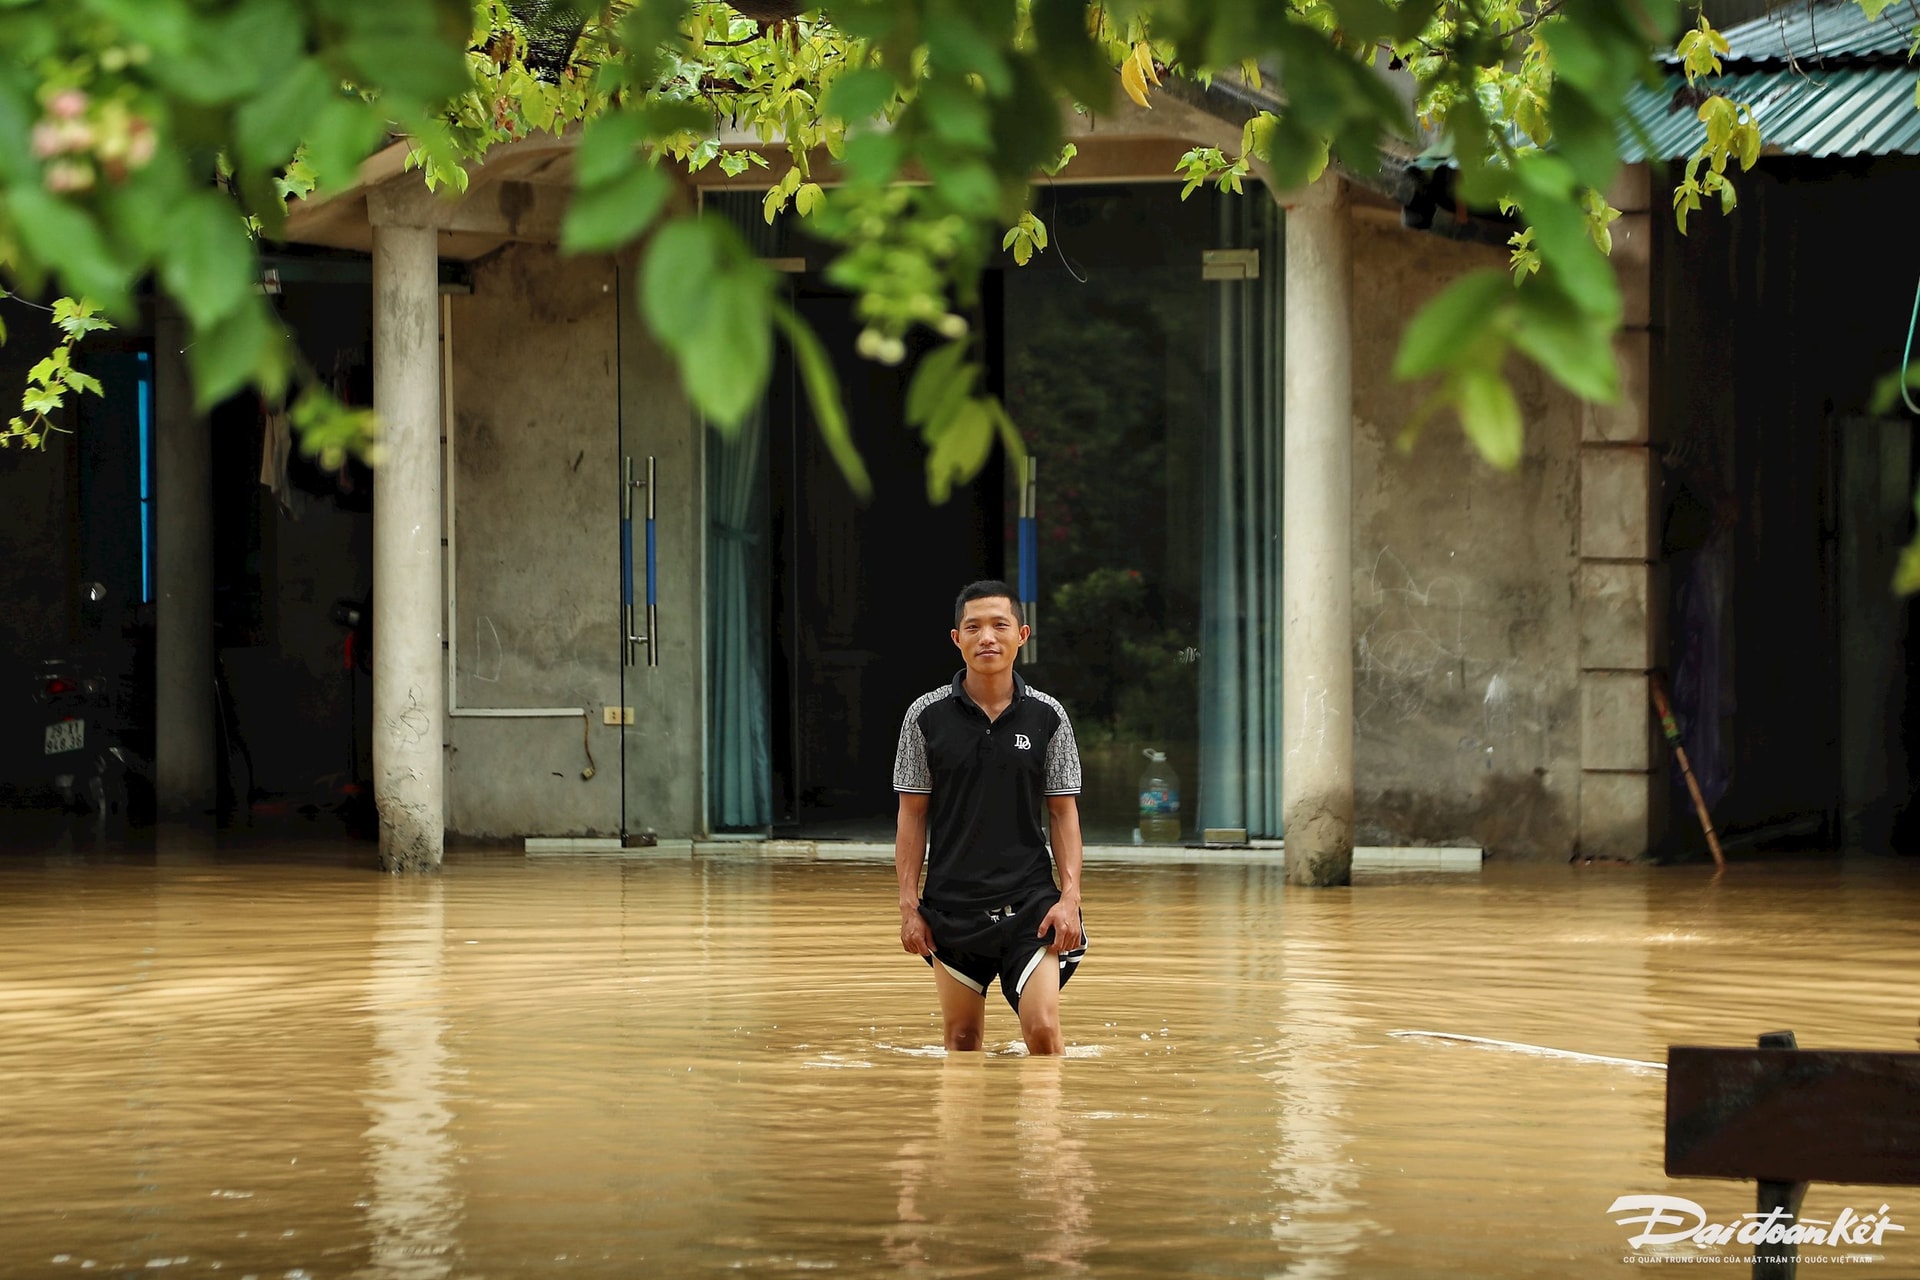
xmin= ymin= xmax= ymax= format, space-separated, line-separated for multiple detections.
xmin=1610 ymin=1194 xmax=1905 ymax=1255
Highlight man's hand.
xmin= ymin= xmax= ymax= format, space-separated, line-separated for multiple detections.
xmin=896 ymin=793 xmax=932 ymax=955
xmin=900 ymin=904 xmax=935 ymax=956
xmin=1038 ymin=895 xmax=1082 ymax=952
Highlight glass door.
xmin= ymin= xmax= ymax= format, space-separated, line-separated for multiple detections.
xmin=999 ymin=184 xmax=1282 ymax=844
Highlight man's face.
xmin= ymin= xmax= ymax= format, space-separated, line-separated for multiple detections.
xmin=952 ymin=597 xmax=1028 ymax=676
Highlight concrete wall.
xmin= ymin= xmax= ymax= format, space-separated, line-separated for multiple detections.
xmin=1348 ymin=211 xmax=1585 ymax=859
xmin=446 ymin=243 xmax=626 ymax=838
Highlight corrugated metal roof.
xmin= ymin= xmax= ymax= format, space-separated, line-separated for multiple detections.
xmin=1621 ymin=64 xmax=1920 ymax=160
xmin=1693 ymin=0 xmax=1920 ymax=67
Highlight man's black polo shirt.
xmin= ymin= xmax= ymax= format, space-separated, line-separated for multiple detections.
xmin=892 ymin=670 xmax=1082 ymax=910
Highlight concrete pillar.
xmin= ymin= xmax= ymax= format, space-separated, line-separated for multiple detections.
xmin=152 ymin=306 xmax=216 ymax=817
xmin=1576 ymin=163 xmax=1661 ymax=860
xmin=370 ymin=221 xmax=446 ymax=871
xmin=1279 ymin=178 xmax=1355 ymax=887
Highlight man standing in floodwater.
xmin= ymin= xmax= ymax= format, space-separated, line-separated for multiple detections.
xmin=892 ymin=580 xmax=1086 ymax=1055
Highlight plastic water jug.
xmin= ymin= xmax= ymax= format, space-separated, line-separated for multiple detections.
xmin=1138 ymin=749 xmax=1181 ymax=844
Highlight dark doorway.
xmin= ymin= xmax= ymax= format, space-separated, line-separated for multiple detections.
xmin=767 ymin=286 xmax=1004 ymax=837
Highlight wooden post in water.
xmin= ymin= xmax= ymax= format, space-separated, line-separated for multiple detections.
xmin=1752 ymin=1031 xmax=1808 ymax=1280
xmin=1652 ymin=676 xmax=1725 ymax=867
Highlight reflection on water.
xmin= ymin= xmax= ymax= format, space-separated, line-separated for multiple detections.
xmin=364 ymin=881 xmax=458 ymax=1279
xmin=1 ymin=841 xmax=1918 ymax=1278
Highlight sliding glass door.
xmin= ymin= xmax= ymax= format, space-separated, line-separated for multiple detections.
xmin=1001 ymin=184 xmax=1282 ymax=844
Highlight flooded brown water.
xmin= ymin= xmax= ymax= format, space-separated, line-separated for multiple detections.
xmin=3 ymin=832 xmax=1918 ymax=1279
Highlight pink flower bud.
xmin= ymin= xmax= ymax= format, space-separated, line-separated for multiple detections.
xmin=57 ymin=119 xmax=95 ymax=152
xmin=44 ymin=159 xmax=96 ymax=193
xmin=31 ymin=121 xmax=61 ymax=159
xmin=48 ymin=89 xmax=88 ymax=120
xmin=125 ymin=124 xmax=156 ymax=170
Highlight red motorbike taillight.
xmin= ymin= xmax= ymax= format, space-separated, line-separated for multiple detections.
xmin=44 ymin=677 xmax=76 ymax=696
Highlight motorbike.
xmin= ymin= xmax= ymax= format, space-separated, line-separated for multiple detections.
xmin=21 ymin=583 xmax=152 ymax=828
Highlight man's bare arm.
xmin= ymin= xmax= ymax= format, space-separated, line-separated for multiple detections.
xmin=1041 ymin=794 xmax=1084 ymax=951
xmin=896 ymin=793 xmax=934 ymax=955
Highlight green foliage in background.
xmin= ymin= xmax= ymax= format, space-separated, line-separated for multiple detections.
xmin=0 ymin=293 xmax=110 ymax=449
xmin=0 ymin=0 xmax=1916 ymax=575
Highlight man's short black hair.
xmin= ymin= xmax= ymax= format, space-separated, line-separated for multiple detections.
xmin=954 ymin=580 xmax=1024 ymax=628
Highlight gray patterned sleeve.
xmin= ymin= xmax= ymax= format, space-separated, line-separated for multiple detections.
xmin=893 ymin=701 xmax=932 ymax=793
xmin=1044 ymin=705 xmax=1082 ymax=796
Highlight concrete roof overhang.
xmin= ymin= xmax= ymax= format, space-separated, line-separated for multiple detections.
xmin=279 ymin=83 xmax=1415 ymax=261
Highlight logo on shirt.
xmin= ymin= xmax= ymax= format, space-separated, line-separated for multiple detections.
xmin=1014 ymin=733 xmax=1032 ymax=750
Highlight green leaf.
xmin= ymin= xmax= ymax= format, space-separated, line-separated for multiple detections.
xmin=1510 ymin=281 xmax=1620 ymax=404
xmin=924 ymin=12 xmax=1012 ymax=95
xmin=1393 ymin=270 xmax=1512 ymax=379
xmin=574 ymin=111 xmax=651 ymax=189
xmin=51 ymin=297 xmax=112 ymax=338
xmin=219 ymin=0 xmax=304 ymax=95
xmin=905 ymin=341 xmax=969 ymax=428
xmin=338 ymin=35 xmax=469 ymax=106
xmin=822 ymin=66 xmax=897 ymax=123
xmin=1545 ymin=83 xmax=1619 ymax=192
xmin=1455 ymin=368 xmax=1523 ymax=471
xmin=159 ymin=194 xmax=256 ymax=332
xmin=986 ymin=396 xmax=1026 ymax=468
xmin=1030 ymin=0 xmax=1113 ymax=110
xmin=560 ymin=163 xmax=669 ymax=255
xmin=1895 ymin=535 xmax=1920 ymax=595
xmin=926 ymin=397 xmax=995 ymax=503
xmin=689 ymin=274 xmax=772 ymax=428
xmin=773 ymin=304 xmax=870 ymax=499
xmin=301 ymin=96 xmax=386 ymax=194
xmin=988 ymin=54 xmax=1067 ymax=177
xmin=841 ymin=131 xmax=905 ymax=187
xmin=235 ymin=58 xmax=335 ymax=173
xmin=641 ymin=219 xmax=720 ymax=341
xmin=22 ymin=388 xmax=62 ymax=416
xmin=189 ymin=300 xmax=284 ymax=408
xmin=1261 ymin=118 xmax=1331 ymax=190
xmin=1554 ymin=21 xmax=1616 ymax=92
xmin=920 ymin=79 xmax=993 ymax=150
xmin=920 ymin=152 xmax=1001 ymax=217
xmin=640 ymin=219 xmax=774 ymax=430
xmin=6 ymin=186 xmax=133 ymax=312
xmin=1328 ymin=0 xmax=1397 ymax=43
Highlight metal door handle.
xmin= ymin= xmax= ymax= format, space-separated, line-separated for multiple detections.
xmin=623 ymin=455 xmax=657 ymax=668
xmin=1019 ymin=455 xmax=1038 ymax=665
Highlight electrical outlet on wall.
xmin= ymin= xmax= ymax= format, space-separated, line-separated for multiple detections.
xmin=603 ymin=706 xmax=635 ymax=726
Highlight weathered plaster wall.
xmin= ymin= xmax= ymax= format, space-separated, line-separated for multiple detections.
xmin=446 ymin=242 xmax=627 ymax=838
xmin=1348 ymin=213 xmax=1584 ymax=858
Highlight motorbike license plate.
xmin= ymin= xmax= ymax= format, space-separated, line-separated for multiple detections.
xmin=44 ymin=719 xmax=85 ymax=755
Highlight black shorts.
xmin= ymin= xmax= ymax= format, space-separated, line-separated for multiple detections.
xmin=918 ymin=889 xmax=1086 ymax=1012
